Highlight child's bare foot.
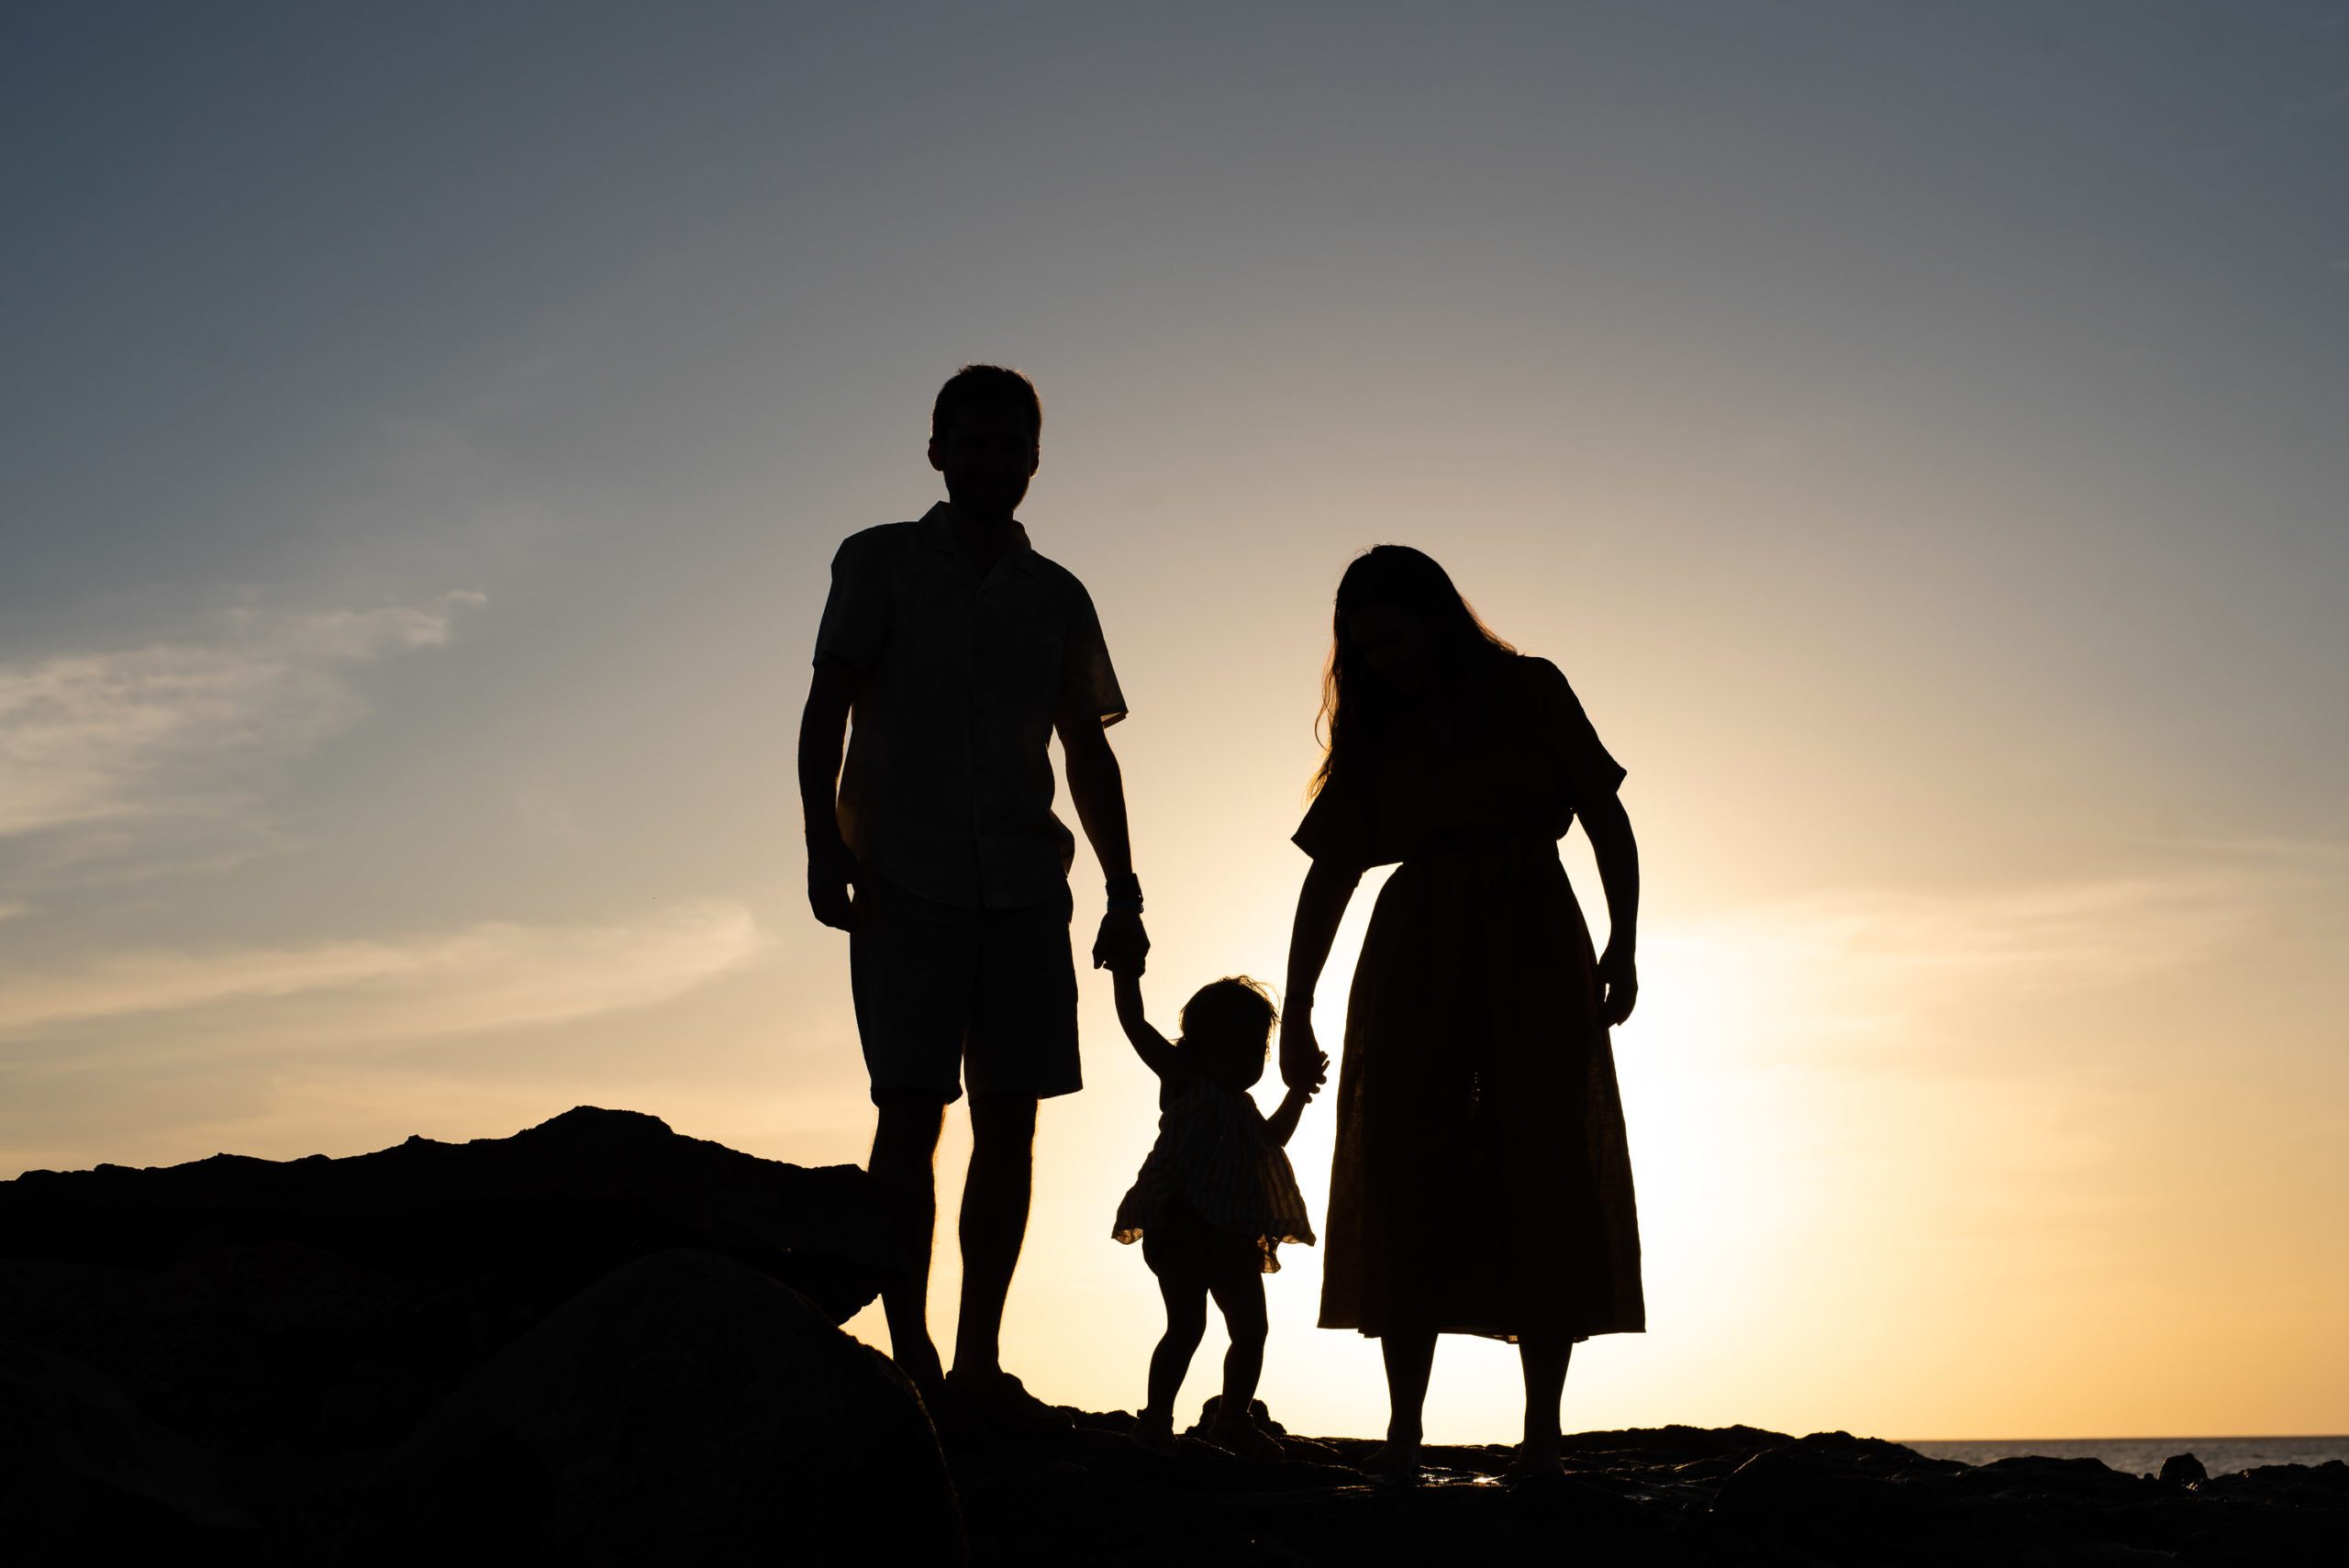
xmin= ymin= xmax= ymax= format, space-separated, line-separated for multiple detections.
xmin=1204 ymin=1411 xmax=1286 ymax=1462
xmin=1130 ymin=1411 xmax=1180 ymax=1455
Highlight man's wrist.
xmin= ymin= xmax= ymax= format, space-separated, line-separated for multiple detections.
xmin=1105 ymin=871 xmax=1142 ymax=915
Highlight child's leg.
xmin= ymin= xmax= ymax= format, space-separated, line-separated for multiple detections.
xmin=1141 ymin=1263 xmax=1208 ymax=1429
xmin=1207 ymin=1266 xmax=1267 ymax=1416
xmin=1204 ymin=1263 xmax=1285 ymax=1461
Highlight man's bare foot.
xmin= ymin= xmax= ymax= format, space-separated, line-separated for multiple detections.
xmin=1361 ymin=1439 xmax=1423 ymax=1482
xmin=1204 ymin=1412 xmax=1287 ymax=1463
xmin=946 ymin=1367 xmax=1074 ymax=1436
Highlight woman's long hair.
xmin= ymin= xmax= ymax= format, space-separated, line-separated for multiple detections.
xmin=1309 ymin=545 xmax=1517 ymax=799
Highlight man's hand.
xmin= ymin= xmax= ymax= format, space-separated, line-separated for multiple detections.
xmin=1597 ymin=940 xmax=1638 ymax=1027
xmin=1093 ymin=908 xmax=1148 ymax=973
xmin=807 ymin=837 xmax=859 ymax=931
xmin=1279 ymin=1006 xmax=1323 ymax=1090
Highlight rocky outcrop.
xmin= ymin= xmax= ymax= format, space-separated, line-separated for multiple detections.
xmin=339 ymin=1250 xmax=962 ymax=1565
xmin=0 ymin=1337 xmax=258 ymax=1561
xmin=0 ymin=1107 xmax=901 ymax=1456
xmin=0 ymin=1106 xmax=899 ymax=1323
xmin=0 ymin=1109 xmax=916 ymax=1562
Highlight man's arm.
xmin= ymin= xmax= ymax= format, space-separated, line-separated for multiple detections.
xmin=1057 ymin=702 xmax=1148 ymax=972
xmin=798 ymin=661 xmax=861 ymax=930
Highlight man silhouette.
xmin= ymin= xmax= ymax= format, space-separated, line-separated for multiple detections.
xmin=799 ymin=364 xmax=1148 ymax=1433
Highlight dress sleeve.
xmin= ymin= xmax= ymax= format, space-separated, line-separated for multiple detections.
xmin=1535 ymin=658 xmax=1626 ymax=811
xmin=1291 ymin=762 xmax=1377 ymax=867
xmin=812 ymin=531 xmax=892 ymax=671
xmin=1060 ymin=580 xmax=1129 ymax=727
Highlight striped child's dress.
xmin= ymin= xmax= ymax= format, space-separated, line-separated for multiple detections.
xmin=1113 ymin=1078 xmax=1316 ymax=1273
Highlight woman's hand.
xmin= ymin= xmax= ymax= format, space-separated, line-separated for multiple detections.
xmin=1596 ymin=940 xmax=1638 ymax=1027
xmin=1279 ymin=1005 xmax=1323 ymax=1090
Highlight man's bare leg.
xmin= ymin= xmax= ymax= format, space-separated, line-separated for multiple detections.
xmin=946 ymin=1092 xmax=1070 ymax=1430
xmin=952 ymin=1091 xmax=1035 ymax=1376
xmin=868 ymin=1091 xmax=948 ymax=1393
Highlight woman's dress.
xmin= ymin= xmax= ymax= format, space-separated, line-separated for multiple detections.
xmin=1294 ymin=654 xmax=1643 ymax=1340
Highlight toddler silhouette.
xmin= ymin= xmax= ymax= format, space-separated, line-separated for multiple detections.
xmin=1109 ymin=963 xmax=1324 ymax=1459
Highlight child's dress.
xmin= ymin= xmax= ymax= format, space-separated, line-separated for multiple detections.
xmin=1113 ymin=1077 xmax=1316 ymax=1273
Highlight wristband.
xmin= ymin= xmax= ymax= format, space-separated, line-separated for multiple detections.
xmin=1106 ymin=873 xmax=1142 ymax=914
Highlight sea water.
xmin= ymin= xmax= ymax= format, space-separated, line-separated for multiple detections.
xmin=1904 ymin=1437 xmax=2349 ymax=1477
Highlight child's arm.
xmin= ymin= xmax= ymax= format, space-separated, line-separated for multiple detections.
xmin=1113 ymin=968 xmax=1181 ymax=1079
xmin=1261 ymin=1051 xmax=1327 ymax=1148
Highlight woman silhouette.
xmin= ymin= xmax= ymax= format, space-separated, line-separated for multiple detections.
xmin=1280 ymin=545 xmax=1644 ymax=1482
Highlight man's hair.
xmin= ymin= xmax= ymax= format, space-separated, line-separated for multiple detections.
xmin=931 ymin=364 xmax=1042 ymax=446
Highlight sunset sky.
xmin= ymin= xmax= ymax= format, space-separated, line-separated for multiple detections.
xmin=5 ymin=4 xmax=2344 ymax=1443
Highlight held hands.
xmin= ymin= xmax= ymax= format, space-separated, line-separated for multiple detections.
xmin=806 ymin=836 xmax=858 ymax=931
xmin=1597 ymin=939 xmax=1639 ymax=1027
xmin=1093 ymin=908 xmax=1149 ymax=974
xmin=1279 ymin=1006 xmax=1329 ymax=1093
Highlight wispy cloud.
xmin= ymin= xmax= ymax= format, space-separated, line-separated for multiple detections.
xmin=0 ymin=900 xmax=765 ymax=1042
xmin=0 ymin=592 xmax=484 ymax=840
xmin=1640 ymin=847 xmax=2334 ymax=1066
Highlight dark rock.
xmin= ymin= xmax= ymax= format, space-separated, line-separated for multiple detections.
xmin=338 ymin=1249 xmax=963 ymax=1566
xmin=0 ymin=1246 xmax=480 ymax=1459
xmin=2160 ymin=1451 xmax=2209 ymax=1485
xmin=0 ymin=1106 xmax=902 ymax=1325
xmin=0 ymin=1337 xmax=258 ymax=1562
xmin=1952 ymin=1451 xmax=2151 ymax=1504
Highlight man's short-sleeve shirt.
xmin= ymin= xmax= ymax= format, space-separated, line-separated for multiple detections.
xmin=814 ymin=503 xmax=1126 ymax=910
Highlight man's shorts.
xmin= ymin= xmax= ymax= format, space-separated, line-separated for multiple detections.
xmin=849 ymin=873 xmax=1081 ymax=1105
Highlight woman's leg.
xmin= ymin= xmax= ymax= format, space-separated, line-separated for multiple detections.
xmin=1364 ymin=1330 xmax=1436 ymax=1475
xmin=1510 ymin=1331 xmax=1574 ymax=1477
xmin=1203 ymin=1264 xmax=1283 ymax=1461
xmin=1134 ymin=1262 xmax=1208 ymax=1451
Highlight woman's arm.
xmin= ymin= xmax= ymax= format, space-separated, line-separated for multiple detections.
xmin=1112 ymin=968 xmax=1180 ymax=1078
xmin=1279 ymin=858 xmax=1361 ymax=1088
xmin=1578 ymin=791 xmax=1642 ymax=1025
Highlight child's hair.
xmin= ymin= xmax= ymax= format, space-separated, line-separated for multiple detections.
xmin=1176 ymin=976 xmax=1278 ymax=1086
xmin=931 ymin=363 xmax=1042 ymax=445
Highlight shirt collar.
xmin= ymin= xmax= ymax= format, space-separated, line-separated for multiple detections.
xmin=918 ymin=501 xmax=1041 ymax=578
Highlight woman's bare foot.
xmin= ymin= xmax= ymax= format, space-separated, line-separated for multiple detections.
xmin=1504 ymin=1438 xmax=1567 ymax=1485
xmin=1205 ymin=1412 xmax=1287 ymax=1463
xmin=1361 ymin=1439 xmax=1423 ymax=1482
